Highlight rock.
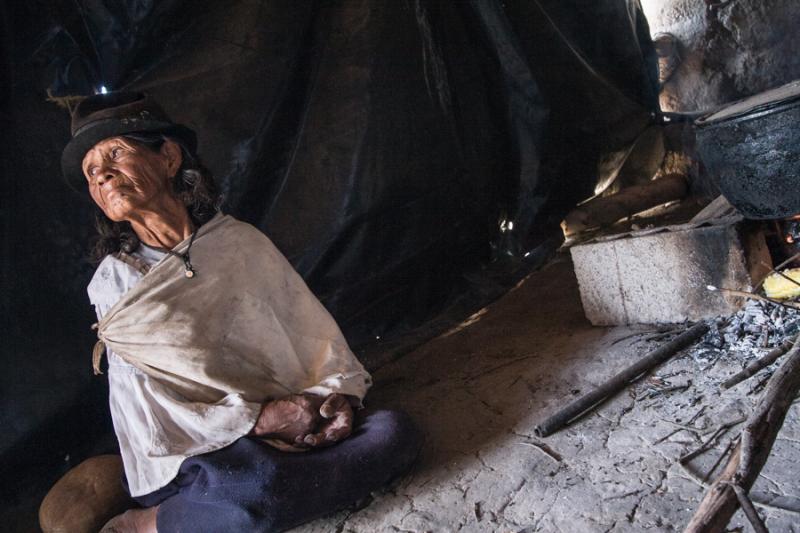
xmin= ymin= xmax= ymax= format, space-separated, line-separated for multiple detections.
xmin=39 ymin=455 xmax=136 ymax=533
xmin=641 ymin=0 xmax=800 ymax=112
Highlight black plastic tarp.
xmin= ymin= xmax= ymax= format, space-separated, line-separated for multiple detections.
xmin=1 ymin=0 xmax=658 ymax=501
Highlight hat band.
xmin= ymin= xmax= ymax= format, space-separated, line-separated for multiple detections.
xmin=72 ymin=109 xmax=165 ymax=138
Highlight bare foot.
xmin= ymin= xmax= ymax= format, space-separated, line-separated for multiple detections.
xmin=100 ymin=506 xmax=158 ymax=533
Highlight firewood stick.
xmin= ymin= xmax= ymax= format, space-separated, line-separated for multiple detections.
xmin=678 ymin=418 xmax=744 ymax=465
xmin=702 ymin=436 xmax=738 ymax=483
xmin=760 ymin=260 xmax=800 ymax=289
xmin=561 ymin=174 xmax=687 ymax=236
xmin=534 ymin=321 xmax=709 ymax=437
xmin=683 ymin=340 xmax=800 ymax=533
xmin=721 ymin=336 xmax=796 ymax=389
xmin=706 ymin=285 xmax=800 ymax=310
xmin=755 ymin=251 xmax=800 ymax=291
xmin=730 ymin=483 xmax=768 ymax=533
xmin=679 ymin=458 xmax=800 ymax=515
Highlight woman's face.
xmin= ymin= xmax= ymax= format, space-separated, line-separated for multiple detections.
xmin=82 ymin=136 xmax=182 ymax=222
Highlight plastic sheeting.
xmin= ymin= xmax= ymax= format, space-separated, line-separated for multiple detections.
xmin=1 ymin=0 xmax=658 ymax=489
xmin=33 ymin=0 xmax=657 ymax=343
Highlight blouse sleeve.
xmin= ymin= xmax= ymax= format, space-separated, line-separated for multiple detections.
xmin=301 ymin=341 xmax=372 ymax=406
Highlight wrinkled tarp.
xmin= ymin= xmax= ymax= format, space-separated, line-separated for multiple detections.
xmin=1 ymin=0 xmax=658 ymax=497
xmin=18 ymin=0 xmax=660 ymax=344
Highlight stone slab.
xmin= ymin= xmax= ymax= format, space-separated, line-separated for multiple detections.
xmin=570 ymin=218 xmax=770 ymax=325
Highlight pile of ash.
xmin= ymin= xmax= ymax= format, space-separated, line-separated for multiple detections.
xmin=690 ymin=300 xmax=800 ymax=368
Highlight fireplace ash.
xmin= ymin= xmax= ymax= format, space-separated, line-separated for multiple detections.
xmin=688 ymin=299 xmax=800 ymax=371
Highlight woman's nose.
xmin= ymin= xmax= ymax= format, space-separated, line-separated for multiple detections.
xmin=96 ymin=166 xmax=115 ymax=185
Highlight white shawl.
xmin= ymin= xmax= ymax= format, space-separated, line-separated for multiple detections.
xmin=92 ymin=214 xmax=371 ymax=494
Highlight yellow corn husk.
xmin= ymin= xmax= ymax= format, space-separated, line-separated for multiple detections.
xmin=763 ymin=268 xmax=800 ymax=299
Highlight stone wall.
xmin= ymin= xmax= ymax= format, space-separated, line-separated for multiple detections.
xmin=640 ymin=0 xmax=800 ymax=112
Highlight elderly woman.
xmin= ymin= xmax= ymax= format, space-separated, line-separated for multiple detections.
xmin=46 ymin=92 xmax=421 ymax=533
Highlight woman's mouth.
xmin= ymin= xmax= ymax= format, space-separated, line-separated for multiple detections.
xmin=105 ymin=188 xmax=128 ymax=203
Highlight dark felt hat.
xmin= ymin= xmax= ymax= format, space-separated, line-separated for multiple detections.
xmin=61 ymin=91 xmax=197 ymax=192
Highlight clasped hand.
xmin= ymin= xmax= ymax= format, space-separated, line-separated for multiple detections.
xmin=249 ymin=393 xmax=354 ymax=450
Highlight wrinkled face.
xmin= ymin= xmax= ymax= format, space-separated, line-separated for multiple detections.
xmin=82 ymin=136 xmax=182 ymax=222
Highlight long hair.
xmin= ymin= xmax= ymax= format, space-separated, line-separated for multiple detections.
xmin=89 ymin=133 xmax=221 ymax=262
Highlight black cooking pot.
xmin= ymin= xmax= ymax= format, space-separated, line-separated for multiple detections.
xmin=695 ymin=80 xmax=800 ymax=220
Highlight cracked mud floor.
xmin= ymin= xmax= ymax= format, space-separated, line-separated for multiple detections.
xmin=294 ymin=255 xmax=800 ymax=533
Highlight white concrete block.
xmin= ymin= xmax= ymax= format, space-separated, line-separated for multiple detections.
xmin=570 ymin=216 xmax=770 ymax=325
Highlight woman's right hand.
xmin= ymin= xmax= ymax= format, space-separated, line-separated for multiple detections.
xmin=249 ymin=394 xmax=324 ymax=446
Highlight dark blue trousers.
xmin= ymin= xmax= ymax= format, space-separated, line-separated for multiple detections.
xmin=131 ymin=409 xmax=422 ymax=533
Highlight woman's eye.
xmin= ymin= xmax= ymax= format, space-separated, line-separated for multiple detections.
xmin=111 ymin=147 xmax=122 ymax=159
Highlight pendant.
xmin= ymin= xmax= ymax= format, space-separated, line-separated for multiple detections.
xmin=181 ymin=252 xmax=196 ymax=279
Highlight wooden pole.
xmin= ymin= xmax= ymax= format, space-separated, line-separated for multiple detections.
xmin=561 ymin=174 xmax=687 ymax=236
xmin=534 ymin=321 xmax=708 ymax=437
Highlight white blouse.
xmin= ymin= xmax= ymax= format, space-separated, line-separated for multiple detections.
xmin=87 ymin=243 xmax=371 ymax=496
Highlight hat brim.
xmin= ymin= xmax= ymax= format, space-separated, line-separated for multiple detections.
xmin=61 ymin=119 xmax=197 ymax=193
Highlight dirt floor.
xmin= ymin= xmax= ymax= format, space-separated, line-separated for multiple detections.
xmin=10 ymin=253 xmax=800 ymax=532
xmin=296 ymin=254 xmax=800 ymax=532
